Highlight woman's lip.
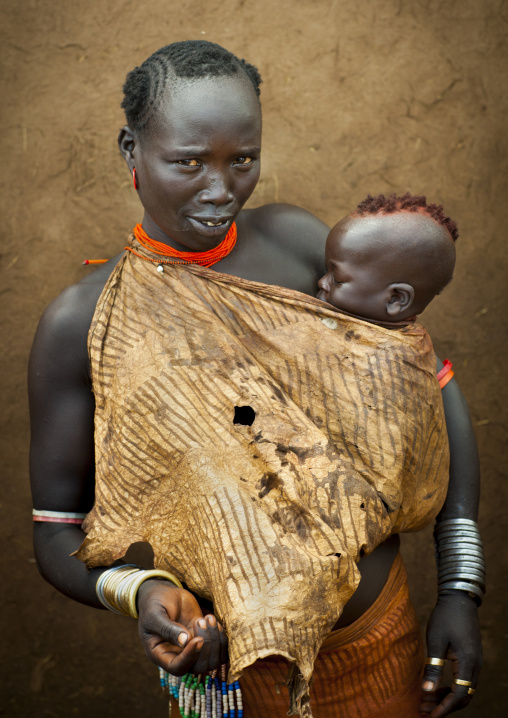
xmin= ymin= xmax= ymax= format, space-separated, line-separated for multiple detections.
xmin=187 ymin=216 xmax=234 ymax=236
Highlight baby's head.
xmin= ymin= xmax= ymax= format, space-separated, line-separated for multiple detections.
xmin=317 ymin=193 xmax=458 ymax=323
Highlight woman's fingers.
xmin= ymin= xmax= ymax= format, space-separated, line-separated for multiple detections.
xmin=137 ymin=582 xmax=228 ymax=675
xmin=189 ymin=614 xmax=227 ymax=673
xmin=420 ymin=677 xmax=476 ymax=718
xmin=428 ymin=655 xmax=477 ymax=718
xmin=203 ymin=615 xmax=219 ymax=670
xmin=422 ymin=656 xmax=445 ymax=693
xmin=138 ymin=612 xmax=197 ymax=673
xmin=423 ymin=592 xmax=482 ymax=711
xmin=420 ymin=687 xmax=448 ymax=715
xmin=140 ymin=605 xmax=227 ymax=674
xmin=422 ymin=650 xmax=477 ymax=717
xmin=149 ymin=634 xmax=205 ymax=676
xmin=190 ymin=617 xmax=213 ymax=673
xmin=428 ymin=684 xmax=472 ymax=718
xmin=146 ymin=616 xmax=190 ymax=648
xmin=139 ymin=595 xmax=191 ymax=647
xmin=423 ymin=635 xmax=447 ymax=694
xmin=218 ymin=621 xmax=229 ymax=666
xmin=207 ymin=614 xmax=227 ymax=669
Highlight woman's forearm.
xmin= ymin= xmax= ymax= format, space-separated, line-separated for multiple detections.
xmin=33 ymin=522 xmax=107 ymax=608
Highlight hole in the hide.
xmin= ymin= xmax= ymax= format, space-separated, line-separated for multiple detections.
xmin=233 ymin=405 xmax=256 ymax=426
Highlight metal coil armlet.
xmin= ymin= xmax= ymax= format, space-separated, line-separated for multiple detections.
xmin=434 ymin=518 xmax=486 ymax=606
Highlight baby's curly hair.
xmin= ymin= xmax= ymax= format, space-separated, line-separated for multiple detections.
xmin=354 ymin=192 xmax=458 ymax=241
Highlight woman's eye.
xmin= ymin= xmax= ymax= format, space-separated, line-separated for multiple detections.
xmin=177 ymin=159 xmax=200 ymax=167
xmin=235 ymin=156 xmax=253 ymax=165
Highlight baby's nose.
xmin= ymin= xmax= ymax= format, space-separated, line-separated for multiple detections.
xmin=317 ymin=274 xmax=329 ymax=291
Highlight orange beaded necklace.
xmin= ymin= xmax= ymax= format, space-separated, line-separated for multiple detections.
xmin=125 ymin=222 xmax=237 ymax=268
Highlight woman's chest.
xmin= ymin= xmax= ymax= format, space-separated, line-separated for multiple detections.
xmin=214 ymin=233 xmax=321 ymax=296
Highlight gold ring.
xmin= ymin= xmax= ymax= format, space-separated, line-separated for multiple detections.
xmin=454 ymin=679 xmax=472 ymax=687
xmin=425 ymin=657 xmax=445 ymax=667
xmin=467 ymin=687 xmax=476 ymax=696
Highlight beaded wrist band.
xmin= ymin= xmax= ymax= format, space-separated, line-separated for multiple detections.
xmin=96 ymin=565 xmax=183 ymax=618
xmin=434 ymin=518 xmax=486 ymax=606
xmin=32 ymin=509 xmax=87 ymax=525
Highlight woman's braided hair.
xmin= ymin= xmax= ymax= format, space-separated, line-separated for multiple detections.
xmin=354 ymin=192 xmax=459 ymax=241
xmin=121 ymin=40 xmax=262 ymax=135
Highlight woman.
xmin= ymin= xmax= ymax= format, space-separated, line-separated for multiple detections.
xmin=29 ymin=41 xmax=482 ymax=718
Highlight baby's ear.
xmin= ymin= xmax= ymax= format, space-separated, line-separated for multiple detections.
xmin=385 ymin=283 xmax=415 ymax=317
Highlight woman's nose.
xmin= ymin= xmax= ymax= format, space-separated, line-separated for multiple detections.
xmin=198 ymin=173 xmax=233 ymax=206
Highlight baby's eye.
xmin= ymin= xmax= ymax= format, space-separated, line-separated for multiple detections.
xmin=332 ymin=276 xmax=343 ymax=285
xmin=177 ymin=159 xmax=200 ymax=167
xmin=235 ymin=156 xmax=253 ymax=165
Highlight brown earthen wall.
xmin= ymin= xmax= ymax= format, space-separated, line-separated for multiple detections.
xmin=1 ymin=1 xmax=506 ymax=715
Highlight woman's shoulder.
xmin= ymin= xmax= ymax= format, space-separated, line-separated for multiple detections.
xmin=245 ymin=203 xmax=329 ymax=241
xmin=31 ymin=253 xmax=124 ymax=367
xmin=241 ymin=203 xmax=329 ymax=273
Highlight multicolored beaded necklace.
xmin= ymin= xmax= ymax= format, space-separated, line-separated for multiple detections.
xmin=159 ymin=664 xmax=243 ymax=718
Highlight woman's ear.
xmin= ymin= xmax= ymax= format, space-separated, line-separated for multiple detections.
xmin=385 ymin=283 xmax=415 ymax=317
xmin=118 ymin=126 xmax=137 ymax=169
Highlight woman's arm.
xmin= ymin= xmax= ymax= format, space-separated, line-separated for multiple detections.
xmin=420 ymin=358 xmax=482 ymax=718
xmin=29 ymin=285 xmax=226 ymax=675
xmin=29 ymin=286 xmax=101 ymax=604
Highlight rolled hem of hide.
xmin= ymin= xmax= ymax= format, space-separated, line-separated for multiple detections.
xmin=230 ymin=650 xmax=314 ymax=718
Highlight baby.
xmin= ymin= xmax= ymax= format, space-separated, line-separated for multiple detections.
xmin=317 ymin=192 xmax=458 ymax=323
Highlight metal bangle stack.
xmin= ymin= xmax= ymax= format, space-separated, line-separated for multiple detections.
xmin=434 ymin=518 xmax=486 ymax=606
xmin=96 ymin=564 xmax=183 ymax=618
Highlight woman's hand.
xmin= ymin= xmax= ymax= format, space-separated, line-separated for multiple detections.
xmin=420 ymin=591 xmax=482 ymax=717
xmin=137 ymin=579 xmax=228 ymax=675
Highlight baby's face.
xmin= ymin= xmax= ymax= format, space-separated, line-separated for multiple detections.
xmin=317 ymin=211 xmax=456 ymax=321
xmin=317 ymin=215 xmax=395 ymax=321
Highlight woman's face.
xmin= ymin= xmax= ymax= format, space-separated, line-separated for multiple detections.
xmin=128 ymin=75 xmax=262 ymax=251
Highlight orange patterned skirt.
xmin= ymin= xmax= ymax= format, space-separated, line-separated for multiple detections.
xmin=239 ymin=553 xmax=424 ymax=717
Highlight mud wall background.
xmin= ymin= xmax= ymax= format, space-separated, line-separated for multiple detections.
xmin=1 ymin=0 xmax=506 ymax=715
